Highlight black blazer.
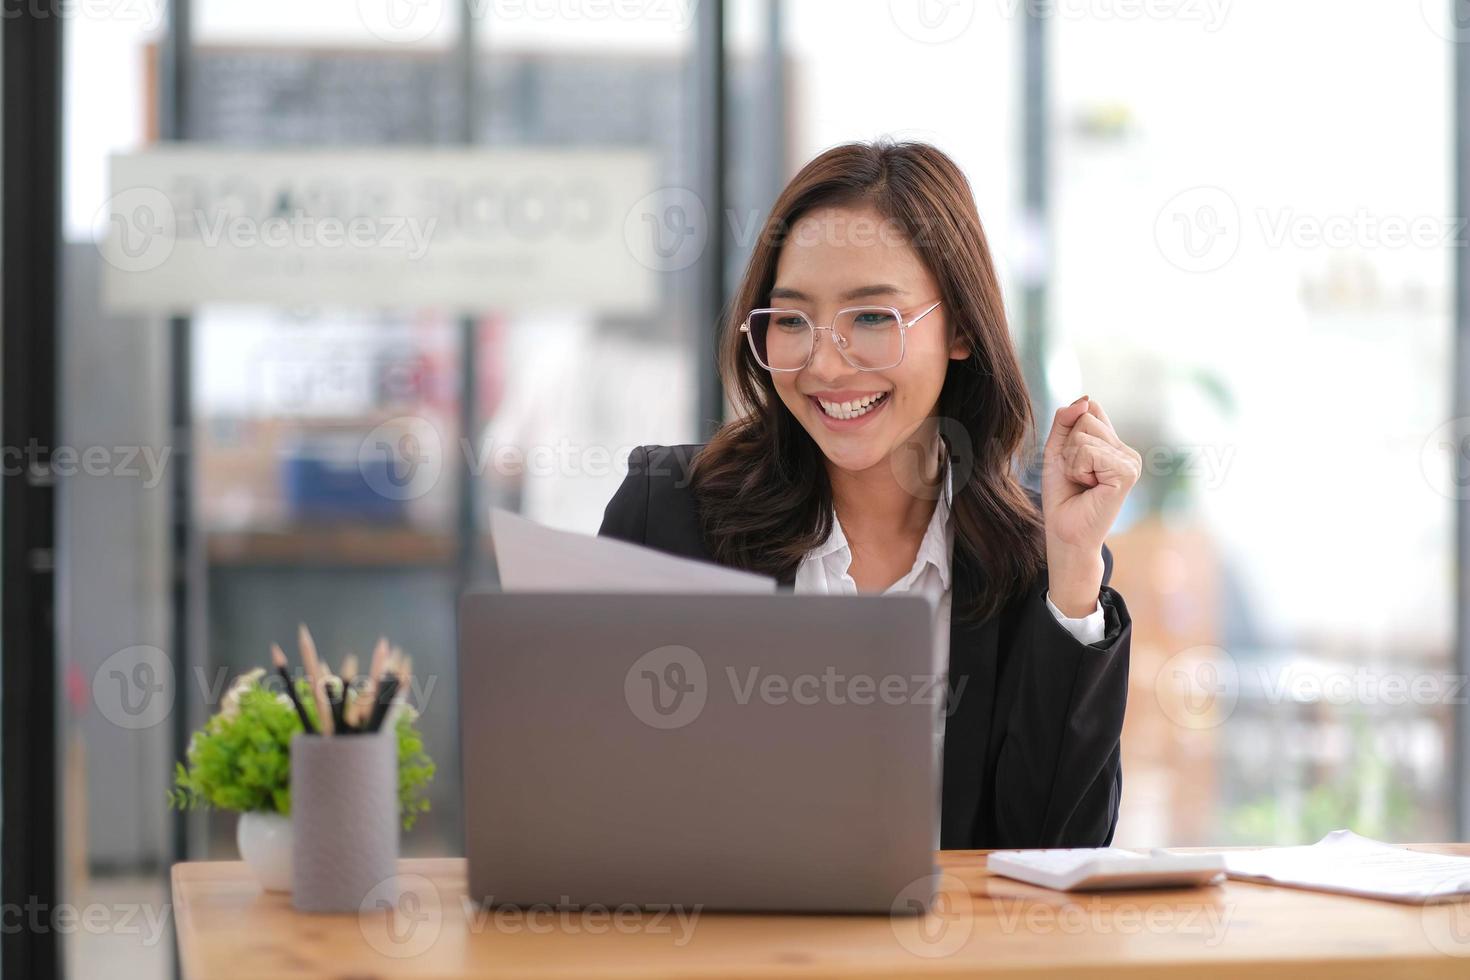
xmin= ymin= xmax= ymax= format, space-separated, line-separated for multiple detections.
xmin=599 ymin=444 xmax=1132 ymax=850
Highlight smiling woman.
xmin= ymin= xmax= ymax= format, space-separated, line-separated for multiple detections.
xmin=694 ymin=143 xmax=1053 ymax=611
xmin=600 ymin=140 xmax=1141 ymax=849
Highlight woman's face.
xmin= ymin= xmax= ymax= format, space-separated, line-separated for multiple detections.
xmin=766 ymin=204 xmax=968 ymax=475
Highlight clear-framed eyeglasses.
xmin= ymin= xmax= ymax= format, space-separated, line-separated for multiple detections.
xmin=739 ymin=301 xmax=943 ymax=372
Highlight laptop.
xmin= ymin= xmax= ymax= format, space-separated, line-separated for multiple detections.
xmin=458 ymin=591 xmax=938 ymax=913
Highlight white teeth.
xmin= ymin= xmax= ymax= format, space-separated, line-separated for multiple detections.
xmin=816 ymin=392 xmax=888 ymax=420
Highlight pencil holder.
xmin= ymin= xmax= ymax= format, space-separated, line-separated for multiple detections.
xmin=290 ymin=732 xmax=399 ymax=913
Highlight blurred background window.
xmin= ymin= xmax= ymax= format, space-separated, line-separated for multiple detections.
xmin=1048 ymin=3 xmax=1452 ymax=847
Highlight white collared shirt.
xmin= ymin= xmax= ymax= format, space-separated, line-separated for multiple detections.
xmin=792 ymin=461 xmax=1107 ymax=682
xmin=793 ymin=461 xmax=1107 ymax=845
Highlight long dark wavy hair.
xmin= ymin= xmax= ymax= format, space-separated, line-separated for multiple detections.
xmin=690 ymin=140 xmax=1045 ymax=622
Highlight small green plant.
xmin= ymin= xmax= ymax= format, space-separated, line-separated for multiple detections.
xmin=168 ymin=669 xmax=436 ymax=831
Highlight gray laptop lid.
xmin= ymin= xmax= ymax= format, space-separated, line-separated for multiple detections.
xmin=459 ymin=591 xmax=937 ymax=913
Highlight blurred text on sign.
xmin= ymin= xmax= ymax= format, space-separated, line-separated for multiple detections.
xmin=101 ymin=148 xmax=662 ymax=314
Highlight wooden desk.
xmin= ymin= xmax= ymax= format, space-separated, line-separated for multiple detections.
xmin=173 ymin=847 xmax=1470 ymax=978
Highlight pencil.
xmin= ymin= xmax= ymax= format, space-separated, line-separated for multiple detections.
xmin=367 ymin=673 xmax=400 ymax=733
xmin=271 ymin=643 xmax=315 ymax=735
xmin=340 ymin=654 xmax=361 ymax=729
xmin=391 ymin=656 xmax=412 ymax=731
xmin=298 ymin=623 xmax=334 ymax=736
xmin=327 ymin=675 xmax=347 ymax=734
xmin=361 ymin=637 xmax=389 ymax=730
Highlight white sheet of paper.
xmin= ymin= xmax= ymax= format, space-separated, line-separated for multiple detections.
xmin=489 ymin=509 xmax=776 ymax=594
xmin=1219 ymin=829 xmax=1470 ymax=904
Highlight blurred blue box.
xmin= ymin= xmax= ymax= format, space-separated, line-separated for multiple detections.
xmin=280 ymin=433 xmax=406 ymax=524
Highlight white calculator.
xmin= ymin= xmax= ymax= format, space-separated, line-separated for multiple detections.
xmin=986 ymin=848 xmax=1226 ymax=892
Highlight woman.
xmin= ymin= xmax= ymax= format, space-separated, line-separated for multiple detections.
xmin=600 ymin=140 xmax=1139 ymax=850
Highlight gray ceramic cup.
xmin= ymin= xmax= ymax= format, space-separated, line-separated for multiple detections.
xmin=290 ymin=731 xmax=399 ymax=913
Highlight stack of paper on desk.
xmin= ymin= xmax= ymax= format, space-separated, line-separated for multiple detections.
xmin=1219 ymin=830 xmax=1470 ymax=904
xmin=489 ymin=509 xmax=776 ymax=594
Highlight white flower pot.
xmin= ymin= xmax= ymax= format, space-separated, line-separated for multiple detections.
xmin=237 ymin=811 xmax=293 ymax=892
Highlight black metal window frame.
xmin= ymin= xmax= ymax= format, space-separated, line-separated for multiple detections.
xmin=2 ymin=5 xmax=63 ymax=979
